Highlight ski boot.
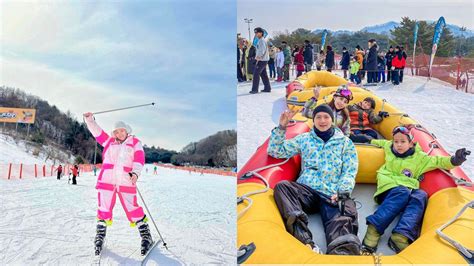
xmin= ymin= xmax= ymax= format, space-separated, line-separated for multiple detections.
xmin=137 ymin=215 xmax=154 ymax=256
xmin=94 ymin=220 xmax=107 ymax=255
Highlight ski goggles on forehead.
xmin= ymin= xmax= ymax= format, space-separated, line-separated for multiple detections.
xmin=392 ymin=126 xmax=413 ymax=140
xmin=335 ymin=88 xmax=353 ymax=100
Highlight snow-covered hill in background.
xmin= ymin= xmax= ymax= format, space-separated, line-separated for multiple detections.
xmin=361 ymin=21 xmax=400 ymax=35
xmin=237 ymin=71 xmax=474 ymax=176
xmin=0 ymin=165 xmax=235 ymax=265
xmin=0 ymin=133 xmax=73 ymax=165
xmin=313 ymin=21 xmax=474 ymax=37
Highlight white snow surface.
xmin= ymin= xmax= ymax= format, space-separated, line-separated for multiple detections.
xmin=0 ymin=165 xmax=235 ymax=265
xmin=0 ymin=133 xmax=72 ymax=165
xmin=237 ymin=71 xmax=474 ymax=176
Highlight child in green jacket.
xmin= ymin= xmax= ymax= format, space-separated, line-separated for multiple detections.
xmin=349 ymin=57 xmax=361 ymax=84
xmin=361 ymin=126 xmax=470 ymax=254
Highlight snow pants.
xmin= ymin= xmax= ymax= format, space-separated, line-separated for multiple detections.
xmin=96 ymin=182 xmax=145 ymax=223
xmin=377 ymin=70 xmax=385 ymax=83
xmin=350 ymin=73 xmax=360 ymax=84
xmin=283 ymin=64 xmax=290 ymax=81
xmin=350 ymin=129 xmax=378 ymax=143
xmin=392 ymin=69 xmax=400 ymax=85
xmin=251 ymin=61 xmax=271 ymax=92
xmin=366 ymin=186 xmax=427 ymax=242
xmin=367 ymin=71 xmax=377 ymax=83
xmin=268 ymin=60 xmax=276 ymax=78
xmin=399 ymin=68 xmax=405 ymax=83
xmin=274 ymin=181 xmax=360 ymax=254
xmin=277 ymin=67 xmax=283 ymax=80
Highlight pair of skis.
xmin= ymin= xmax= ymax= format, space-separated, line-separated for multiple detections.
xmin=92 ymin=239 xmax=162 ymax=266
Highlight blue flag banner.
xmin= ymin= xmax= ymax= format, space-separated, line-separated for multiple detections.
xmin=413 ymin=21 xmax=419 ymax=67
xmin=429 ymin=17 xmax=446 ymax=76
xmin=321 ymin=29 xmax=328 ymax=51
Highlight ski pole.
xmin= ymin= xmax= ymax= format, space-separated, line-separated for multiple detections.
xmin=92 ymin=102 xmax=155 ymax=115
xmin=136 ymin=186 xmax=168 ymax=250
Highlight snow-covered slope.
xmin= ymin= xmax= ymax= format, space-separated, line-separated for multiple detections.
xmin=0 ymin=165 xmax=235 ymax=265
xmin=237 ymin=71 xmax=474 ymax=176
xmin=0 ymin=133 xmax=73 ymax=165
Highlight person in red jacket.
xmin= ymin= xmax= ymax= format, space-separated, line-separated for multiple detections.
xmin=70 ymin=165 xmax=78 ymax=185
xmin=295 ymin=48 xmax=305 ymax=77
xmin=391 ymin=46 xmax=404 ymax=85
xmin=56 ymin=165 xmax=63 ymax=180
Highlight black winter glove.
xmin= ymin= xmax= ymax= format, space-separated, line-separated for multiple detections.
xmin=450 ymin=148 xmax=471 ymax=166
xmin=378 ymin=111 xmax=389 ymax=118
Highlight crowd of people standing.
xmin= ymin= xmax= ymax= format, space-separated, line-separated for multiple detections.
xmin=238 ymin=31 xmax=409 ymax=89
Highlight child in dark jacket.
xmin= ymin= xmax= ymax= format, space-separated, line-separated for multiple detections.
xmin=348 ymin=97 xmax=388 ymax=143
xmin=361 ymin=126 xmax=470 ymax=254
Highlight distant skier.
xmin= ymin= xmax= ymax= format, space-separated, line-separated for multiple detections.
xmin=83 ymin=112 xmax=154 ymax=256
xmin=56 ymin=165 xmax=63 ymax=180
xmin=153 ymin=165 xmax=158 ymax=175
xmin=70 ymin=165 xmax=78 ymax=185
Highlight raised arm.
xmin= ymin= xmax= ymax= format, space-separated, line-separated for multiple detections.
xmin=83 ymin=112 xmax=110 ymax=147
xmin=267 ymin=110 xmax=301 ymax=158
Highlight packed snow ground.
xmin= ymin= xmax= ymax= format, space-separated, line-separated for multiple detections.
xmin=237 ymin=71 xmax=474 ymax=176
xmin=0 ymin=165 xmax=235 ymax=265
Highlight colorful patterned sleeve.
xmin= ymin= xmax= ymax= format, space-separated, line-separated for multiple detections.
xmin=267 ymin=127 xmax=301 ymax=159
xmin=338 ymin=138 xmax=358 ymax=193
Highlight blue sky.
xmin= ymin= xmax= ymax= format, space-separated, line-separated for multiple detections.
xmin=238 ymin=0 xmax=473 ymax=38
xmin=1 ymin=0 xmax=236 ymax=151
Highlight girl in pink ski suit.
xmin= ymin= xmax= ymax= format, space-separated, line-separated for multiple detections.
xmin=84 ymin=113 xmax=153 ymax=256
xmin=84 ymin=114 xmax=146 ymax=224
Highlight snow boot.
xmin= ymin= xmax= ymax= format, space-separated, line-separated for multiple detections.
xmin=361 ymin=224 xmax=380 ymax=254
xmin=388 ymin=233 xmax=409 ymax=253
xmin=137 ymin=216 xmax=154 ymax=256
xmin=94 ymin=220 xmax=107 ymax=255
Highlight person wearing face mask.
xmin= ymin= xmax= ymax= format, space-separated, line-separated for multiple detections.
xmin=83 ymin=112 xmax=154 ymax=256
xmin=268 ymin=104 xmax=360 ymax=255
xmin=361 ymin=126 xmax=470 ymax=254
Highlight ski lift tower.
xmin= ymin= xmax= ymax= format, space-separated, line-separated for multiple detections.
xmin=244 ymin=18 xmax=253 ymax=41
